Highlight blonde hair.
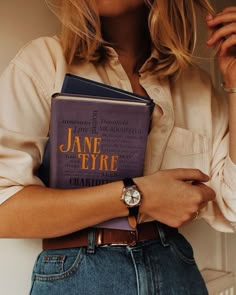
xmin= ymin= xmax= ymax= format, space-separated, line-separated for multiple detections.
xmin=45 ymin=0 xmax=215 ymax=78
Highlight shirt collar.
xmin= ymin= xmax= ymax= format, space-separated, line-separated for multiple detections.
xmin=139 ymin=48 xmax=159 ymax=74
xmin=103 ymin=45 xmax=159 ymax=73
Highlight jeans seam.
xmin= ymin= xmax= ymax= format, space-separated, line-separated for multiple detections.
xmin=29 ymin=280 xmax=35 ymax=295
xmin=129 ymin=248 xmax=140 ymax=295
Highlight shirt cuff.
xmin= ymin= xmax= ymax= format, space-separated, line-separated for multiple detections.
xmin=0 ymin=185 xmax=23 ymax=205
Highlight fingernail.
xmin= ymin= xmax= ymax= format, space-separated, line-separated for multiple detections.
xmin=206 ymin=14 xmax=213 ymax=21
xmin=204 ymin=172 xmax=210 ymax=178
xmin=207 ymin=38 xmax=212 ymax=45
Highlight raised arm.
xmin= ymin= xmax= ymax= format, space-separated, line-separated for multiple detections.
xmin=206 ymin=6 xmax=236 ymax=162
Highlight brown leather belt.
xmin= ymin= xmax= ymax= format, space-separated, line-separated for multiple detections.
xmin=43 ymin=222 xmax=178 ymax=250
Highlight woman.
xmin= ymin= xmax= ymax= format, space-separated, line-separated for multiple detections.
xmin=0 ymin=0 xmax=235 ymax=294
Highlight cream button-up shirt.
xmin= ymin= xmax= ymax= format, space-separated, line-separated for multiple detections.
xmin=0 ymin=36 xmax=236 ymax=232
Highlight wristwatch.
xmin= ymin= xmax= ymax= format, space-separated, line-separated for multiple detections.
xmin=121 ymin=178 xmax=142 ymax=218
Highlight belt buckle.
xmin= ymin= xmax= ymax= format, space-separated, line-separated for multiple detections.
xmin=97 ymin=228 xmax=103 ymax=245
xmin=110 ymin=230 xmax=138 ymax=247
xmin=97 ymin=228 xmax=127 ymax=246
xmin=109 ymin=242 xmax=129 ymax=246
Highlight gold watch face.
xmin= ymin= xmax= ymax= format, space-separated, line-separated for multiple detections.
xmin=123 ymin=186 xmax=141 ymax=207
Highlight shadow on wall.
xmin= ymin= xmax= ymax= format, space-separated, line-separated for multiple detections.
xmin=0 ymin=0 xmax=59 ymax=73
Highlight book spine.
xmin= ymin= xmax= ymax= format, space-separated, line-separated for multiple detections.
xmin=49 ymin=99 xmax=59 ymax=188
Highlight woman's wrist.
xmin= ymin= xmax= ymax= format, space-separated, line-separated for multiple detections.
xmin=133 ymin=175 xmax=157 ymax=216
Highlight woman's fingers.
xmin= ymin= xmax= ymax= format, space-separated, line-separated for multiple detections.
xmin=206 ymin=6 xmax=236 ymax=85
xmin=206 ymin=7 xmax=236 ymax=27
xmin=218 ymin=6 xmax=236 ymax=14
xmin=219 ymin=34 xmax=236 ymax=57
xmin=207 ymin=24 xmax=236 ymax=45
xmin=206 ymin=7 xmax=236 ymax=43
xmin=137 ymin=168 xmax=215 ymax=228
xmin=170 ymin=168 xmax=209 ymax=182
xmin=192 ymin=181 xmax=216 ymax=204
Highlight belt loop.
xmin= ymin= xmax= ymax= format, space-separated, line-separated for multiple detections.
xmin=87 ymin=229 xmax=96 ymax=254
xmin=156 ymin=222 xmax=170 ymax=247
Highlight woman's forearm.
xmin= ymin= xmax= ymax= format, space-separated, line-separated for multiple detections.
xmin=0 ymin=168 xmax=216 ymax=239
xmin=0 ymin=182 xmax=127 ymax=238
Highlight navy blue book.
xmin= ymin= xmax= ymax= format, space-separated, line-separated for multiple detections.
xmin=61 ymin=74 xmax=154 ymax=112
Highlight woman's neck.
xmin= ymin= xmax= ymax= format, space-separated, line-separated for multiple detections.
xmin=101 ymin=5 xmax=151 ymax=74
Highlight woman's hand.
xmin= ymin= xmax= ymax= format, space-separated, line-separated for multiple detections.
xmin=135 ymin=169 xmax=215 ymax=228
xmin=206 ymin=6 xmax=236 ymax=87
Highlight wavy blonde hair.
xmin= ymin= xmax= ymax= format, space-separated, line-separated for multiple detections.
xmin=45 ymin=0 xmax=214 ymax=78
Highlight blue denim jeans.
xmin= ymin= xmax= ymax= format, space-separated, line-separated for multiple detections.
xmin=29 ymin=224 xmax=208 ymax=295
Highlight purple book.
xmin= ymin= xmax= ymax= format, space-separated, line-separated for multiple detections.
xmin=50 ymin=93 xmax=152 ymax=230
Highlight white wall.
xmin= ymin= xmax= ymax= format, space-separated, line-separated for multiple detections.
xmin=0 ymin=1 xmax=235 ymax=294
xmin=0 ymin=1 xmax=59 ymax=294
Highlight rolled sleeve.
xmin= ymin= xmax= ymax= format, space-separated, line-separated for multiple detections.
xmin=224 ymin=155 xmax=236 ymax=190
xmin=0 ymin=61 xmax=51 ymax=204
xmin=222 ymin=155 xmax=236 ymax=231
xmin=203 ymin=87 xmax=236 ymax=232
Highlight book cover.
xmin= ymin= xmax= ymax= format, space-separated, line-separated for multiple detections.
xmin=62 ymin=74 xmax=153 ymax=107
xmin=49 ymin=76 xmax=154 ymax=230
